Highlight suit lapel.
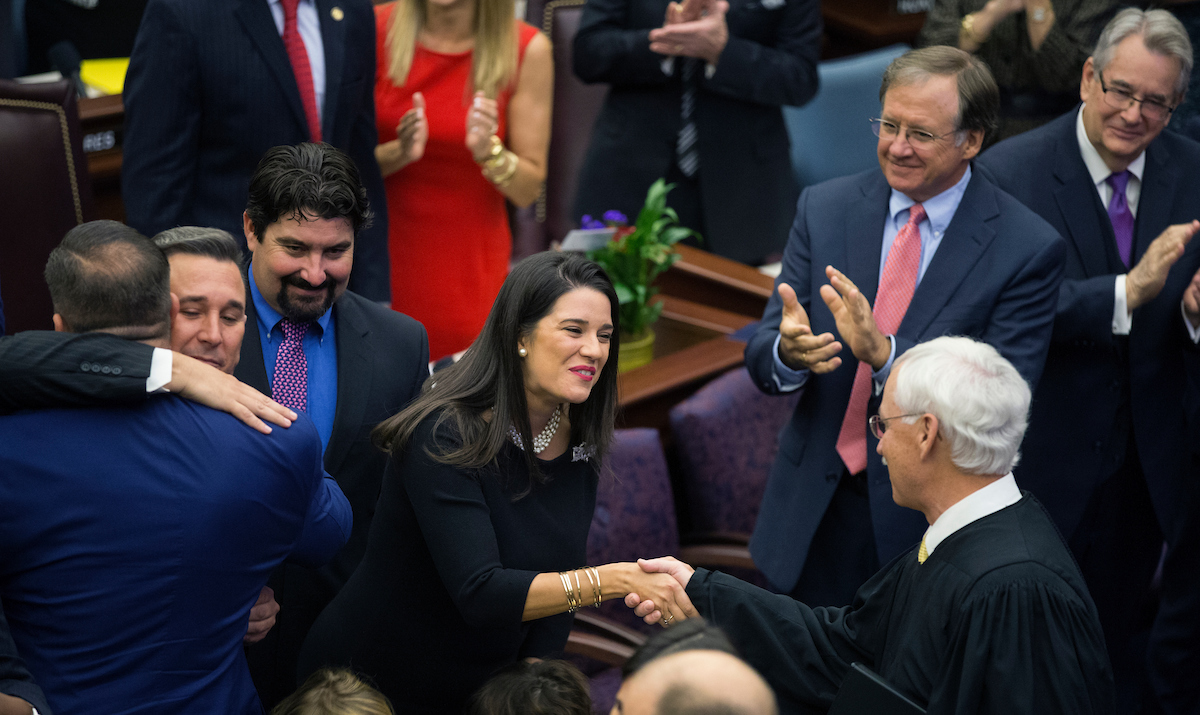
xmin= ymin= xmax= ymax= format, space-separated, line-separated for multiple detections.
xmin=315 ymin=0 xmax=346 ymax=139
xmin=235 ymin=286 xmax=271 ymax=395
xmin=900 ymin=171 xmax=997 ymax=337
xmin=846 ymin=174 xmax=891 ymax=305
xmin=1050 ymin=125 xmax=1119 ymax=277
xmin=1134 ymin=139 xmax=1178 ymax=264
xmin=235 ymin=0 xmax=311 ymax=138
xmin=324 ymin=297 xmax=371 ymax=474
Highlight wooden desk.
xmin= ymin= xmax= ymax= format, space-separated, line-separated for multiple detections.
xmin=821 ymin=0 xmax=925 ymax=58
xmin=78 ymin=94 xmax=126 ymax=222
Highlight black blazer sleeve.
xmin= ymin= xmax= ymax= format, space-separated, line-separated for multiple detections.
xmin=0 ymin=332 xmax=153 ymax=413
xmin=704 ymin=0 xmax=821 ymax=107
xmin=573 ymin=0 xmax=675 ymax=87
xmin=0 ymin=600 xmax=52 ymax=715
xmin=121 ymin=0 xmax=201 ymax=236
xmin=343 ymin=0 xmax=391 ymax=303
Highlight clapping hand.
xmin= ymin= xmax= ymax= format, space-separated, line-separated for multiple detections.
xmin=776 ymin=282 xmax=842 ymax=373
xmin=648 ymin=0 xmax=729 ymax=65
xmin=395 ymin=91 xmax=428 ymax=166
xmin=1184 ymin=266 xmax=1200 ymax=330
xmin=819 ymin=266 xmax=890 ymax=371
xmin=624 ymin=557 xmax=697 ymax=627
xmin=466 ymin=91 xmax=500 ymax=161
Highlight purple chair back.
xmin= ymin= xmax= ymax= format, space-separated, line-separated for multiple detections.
xmin=587 ymin=428 xmax=679 ymax=634
xmin=670 ymin=367 xmax=800 ymax=539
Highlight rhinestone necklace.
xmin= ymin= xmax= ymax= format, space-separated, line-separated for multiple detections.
xmin=509 ymin=404 xmax=563 ymax=454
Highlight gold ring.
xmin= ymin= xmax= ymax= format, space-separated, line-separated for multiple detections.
xmin=662 ymin=613 xmax=674 ymax=627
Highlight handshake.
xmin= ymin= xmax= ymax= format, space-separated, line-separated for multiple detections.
xmin=623 ymin=557 xmax=699 ymax=628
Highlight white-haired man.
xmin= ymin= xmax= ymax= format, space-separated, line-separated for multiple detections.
xmin=628 ymin=336 xmax=1114 ymax=715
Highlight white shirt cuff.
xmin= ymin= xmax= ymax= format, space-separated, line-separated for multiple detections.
xmin=1113 ymin=275 xmax=1132 ymax=335
xmin=771 ymin=334 xmax=809 ymax=392
xmin=705 ymin=62 xmax=716 ymax=78
xmin=661 ymin=57 xmax=674 ymax=75
xmin=147 ymin=348 xmax=173 ymax=393
xmin=1183 ymin=300 xmax=1200 ymax=343
xmin=871 ymin=336 xmax=898 ymax=396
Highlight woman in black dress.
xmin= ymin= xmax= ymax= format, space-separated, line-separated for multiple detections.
xmin=297 ymin=252 xmax=697 ymax=712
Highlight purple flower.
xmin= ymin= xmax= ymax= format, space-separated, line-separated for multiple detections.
xmin=580 ymin=214 xmax=605 ymax=230
xmin=602 ymin=210 xmax=628 ymax=225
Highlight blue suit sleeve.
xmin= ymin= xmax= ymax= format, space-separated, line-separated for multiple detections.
xmin=121 ymin=0 xmax=201 ymax=236
xmin=288 ymin=473 xmax=353 ymax=569
xmin=746 ymin=189 xmax=812 ymax=395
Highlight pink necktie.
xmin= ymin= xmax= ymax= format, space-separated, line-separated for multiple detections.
xmin=273 ymin=319 xmax=310 ymax=412
xmin=835 ymin=203 xmax=926 ymax=475
xmin=280 ymin=0 xmax=322 ymax=143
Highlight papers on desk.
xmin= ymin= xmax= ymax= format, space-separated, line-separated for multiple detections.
xmin=560 ymin=228 xmax=616 ymax=252
xmin=79 ymin=58 xmax=130 ymax=96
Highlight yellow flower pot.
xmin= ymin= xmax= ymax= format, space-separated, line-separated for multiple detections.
xmin=618 ymin=329 xmax=655 ymax=373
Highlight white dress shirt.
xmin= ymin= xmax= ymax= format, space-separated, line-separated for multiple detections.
xmin=922 ymin=473 xmax=1023 ymax=559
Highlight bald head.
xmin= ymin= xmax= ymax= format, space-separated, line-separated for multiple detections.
xmin=612 ymin=650 xmax=777 ymax=715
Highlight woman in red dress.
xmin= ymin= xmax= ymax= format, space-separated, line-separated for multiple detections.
xmin=374 ymin=0 xmax=552 ymax=360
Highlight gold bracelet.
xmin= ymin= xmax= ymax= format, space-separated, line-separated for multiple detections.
xmin=591 ymin=566 xmax=602 ymax=606
xmin=481 ymin=150 xmax=519 ymax=187
xmin=559 ymin=571 xmax=579 ymax=613
xmin=584 ymin=566 xmax=601 ymax=608
xmin=572 ymin=569 xmax=583 ymax=609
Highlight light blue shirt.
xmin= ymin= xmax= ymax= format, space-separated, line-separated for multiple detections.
xmin=268 ymin=0 xmax=326 ymax=125
xmin=249 ymin=264 xmax=338 ymax=451
xmin=773 ymin=166 xmax=974 ymax=392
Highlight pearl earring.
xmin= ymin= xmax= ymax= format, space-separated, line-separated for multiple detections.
xmin=518 ymin=347 xmax=528 ymax=357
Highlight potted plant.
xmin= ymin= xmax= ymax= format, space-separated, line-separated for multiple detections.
xmin=584 ymin=179 xmax=699 ymax=373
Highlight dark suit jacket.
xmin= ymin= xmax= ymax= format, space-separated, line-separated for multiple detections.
xmin=572 ymin=0 xmax=821 ymax=264
xmin=0 ymin=600 xmax=51 ymax=715
xmin=0 ymin=396 xmax=350 ymax=714
xmin=238 ymin=289 xmax=428 ymax=705
xmin=121 ymin=0 xmax=391 ymax=301
xmin=744 ymin=167 xmax=1065 ymax=593
xmin=977 ymin=110 xmax=1200 ymax=541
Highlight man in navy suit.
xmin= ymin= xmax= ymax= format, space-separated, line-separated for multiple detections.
xmin=121 ymin=0 xmax=390 ymax=302
xmin=976 ymin=9 xmax=1200 ymax=712
xmin=745 ymin=46 xmax=1065 ymax=606
xmin=0 ymin=220 xmax=352 ymax=714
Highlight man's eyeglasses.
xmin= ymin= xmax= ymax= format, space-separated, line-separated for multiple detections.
xmin=869 ymin=118 xmax=959 ymax=146
xmin=869 ymin=413 xmax=923 ymax=440
xmin=1098 ymin=73 xmax=1175 ymax=122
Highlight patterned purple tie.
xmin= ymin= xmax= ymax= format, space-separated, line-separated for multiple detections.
xmin=273 ymin=319 xmax=310 ymax=412
xmin=1106 ymin=171 xmax=1134 ymax=268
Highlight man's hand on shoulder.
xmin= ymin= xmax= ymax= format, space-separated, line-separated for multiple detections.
xmin=167 ymin=354 xmax=296 ymax=434
xmin=244 ymin=586 xmax=279 ymax=644
xmin=0 ymin=693 xmax=33 ymax=715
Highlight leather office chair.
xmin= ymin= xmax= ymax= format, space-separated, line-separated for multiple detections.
xmin=510 ymin=0 xmax=609 ymax=259
xmin=783 ymin=44 xmax=910 ymax=190
xmin=0 ymin=77 xmax=95 ymax=333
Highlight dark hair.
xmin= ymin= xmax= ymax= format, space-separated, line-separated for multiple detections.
xmin=43 ymin=220 xmax=171 ymax=338
xmin=271 ymin=668 xmax=394 ymax=715
xmin=657 ymin=687 xmax=746 ymax=715
xmin=623 ymin=618 xmax=738 ymax=677
xmin=245 ymin=143 xmax=372 ymax=241
xmin=152 ymin=226 xmax=247 ymax=273
xmin=467 ymin=660 xmax=592 ymax=715
xmin=373 ymin=251 xmax=620 ymax=484
xmin=880 ymin=45 xmax=999 ymax=140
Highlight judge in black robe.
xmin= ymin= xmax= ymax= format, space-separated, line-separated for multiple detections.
xmin=630 ymin=336 xmax=1115 ymax=715
xmin=686 ymin=494 xmax=1114 ymax=715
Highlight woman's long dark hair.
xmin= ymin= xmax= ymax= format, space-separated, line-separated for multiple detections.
xmin=373 ymin=252 xmax=620 ymax=482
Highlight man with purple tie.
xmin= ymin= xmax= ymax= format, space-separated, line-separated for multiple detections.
xmin=977 ymin=9 xmax=1200 ymax=713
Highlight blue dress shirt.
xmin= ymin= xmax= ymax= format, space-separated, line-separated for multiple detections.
xmin=249 ymin=265 xmax=338 ymax=451
xmin=773 ymin=166 xmax=973 ymax=392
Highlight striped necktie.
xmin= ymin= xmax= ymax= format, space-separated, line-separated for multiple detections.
xmin=677 ymin=58 xmax=700 ymax=177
